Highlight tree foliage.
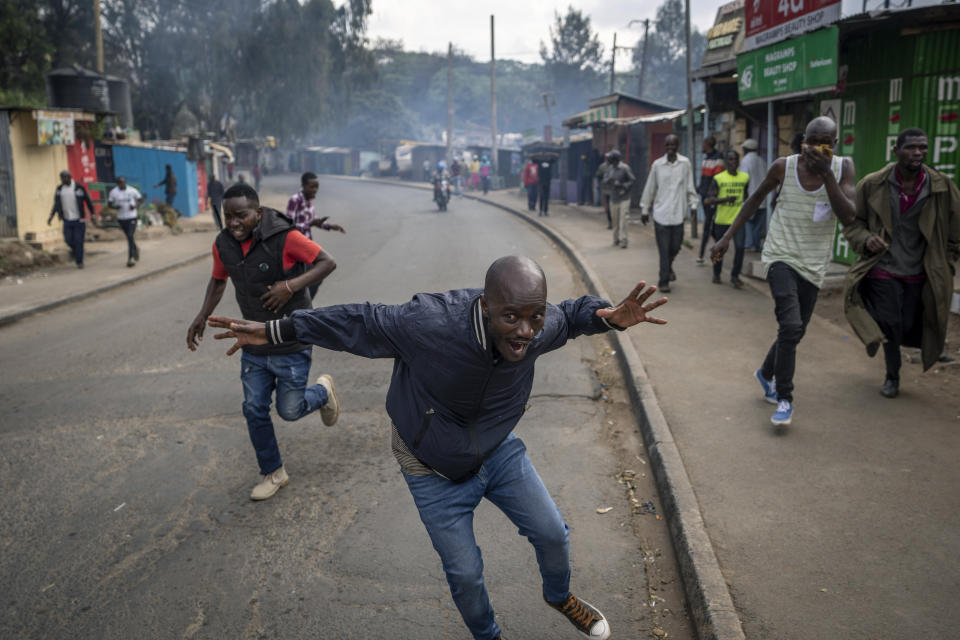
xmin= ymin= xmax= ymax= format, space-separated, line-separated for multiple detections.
xmin=0 ymin=0 xmax=53 ymax=106
xmin=538 ymin=6 xmax=607 ymax=129
xmin=631 ymin=0 xmax=706 ymax=107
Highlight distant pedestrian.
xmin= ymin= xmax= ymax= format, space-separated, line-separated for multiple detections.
xmin=253 ymin=164 xmax=262 ymax=191
xmin=537 ymin=154 xmax=557 ymax=217
xmin=640 ymin=134 xmax=699 ymax=293
xmin=602 ymin=150 xmax=636 ymax=249
xmin=470 ymin=155 xmax=481 ymax=190
xmin=841 ymin=127 xmax=960 ymax=398
xmin=154 ymin=164 xmax=178 ymax=207
xmin=237 ymin=174 xmax=247 ymax=185
xmin=48 ymin=170 xmax=96 ymax=269
xmin=207 ymin=175 xmax=225 ymax=230
xmin=108 ymin=176 xmax=145 ymax=268
xmin=697 ymin=136 xmax=723 ymax=264
xmin=227 ymin=162 xmax=235 ymax=180
xmin=595 ymin=153 xmax=612 ymax=229
xmin=207 ymin=255 xmax=670 ymax=640
xmin=711 ymin=116 xmax=858 ymax=427
xmin=740 ymin=139 xmax=768 ymax=251
xmin=186 ymin=183 xmax=340 ymax=501
xmin=286 ymin=172 xmax=347 ymax=300
xmin=522 ymin=156 xmax=539 ymax=211
xmin=704 ymin=150 xmax=749 ymax=288
xmin=480 ymin=155 xmax=491 ymax=194
xmin=451 ymin=158 xmax=463 ymax=196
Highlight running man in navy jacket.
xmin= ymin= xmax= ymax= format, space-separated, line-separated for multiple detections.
xmin=208 ymin=255 xmax=668 ymax=640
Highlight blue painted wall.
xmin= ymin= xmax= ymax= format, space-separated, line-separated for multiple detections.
xmin=110 ymin=145 xmax=199 ymax=217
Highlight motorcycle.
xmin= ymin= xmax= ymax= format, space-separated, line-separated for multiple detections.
xmin=434 ymin=175 xmax=451 ymax=211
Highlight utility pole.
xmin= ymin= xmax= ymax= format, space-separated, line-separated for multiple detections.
xmin=446 ymin=42 xmax=454 ymax=166
xmin=684 ymin=0 xmax=698 ymax=239
xmin=609 ymin=32 xmax=617 ymax=93
xmin=637 ymin=19 xmax=650 ymax=98
xmin=94 ymin=0 xmax=103 ymax=73
xmin=490 ymin=15 xmax=498 ymax=175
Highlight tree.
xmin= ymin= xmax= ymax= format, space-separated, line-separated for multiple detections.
xmin=631 ymin=0 xmax=706 ymax=107
xmin=0 ymin=0 xmax=52 ymax=106
xmin=538 ymin=6 xmax=607 ymax=130
xmin=539 ymin=6 xmax=604 ymax=72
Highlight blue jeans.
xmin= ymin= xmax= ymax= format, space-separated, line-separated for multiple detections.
xmin=744 ymin=207 xmax=767 ymax=250
xmin=63 ymin=219 xmax=85 ymax=265
xmin=240 ymin=349 xmax=328 ymax=474
xmin=403 ymin=434 xmax=570 ymax=640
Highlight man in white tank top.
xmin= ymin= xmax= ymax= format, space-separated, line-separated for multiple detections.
xmin=710 ymin=117 xmax=858 ymax=427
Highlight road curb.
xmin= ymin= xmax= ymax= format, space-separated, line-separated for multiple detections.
xmin=0 ymin=252 xmax=209 ymax=327
xmin=334 ymin=176 xmax=745 ymax=640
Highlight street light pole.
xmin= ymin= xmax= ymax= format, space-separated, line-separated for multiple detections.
xmin=94 ymin=0 xmax=103 ymax=73
xmin=684 ymin=0 xmax=698 ymax=239
xmin=490 ymin=15 xmax=498 ymax=175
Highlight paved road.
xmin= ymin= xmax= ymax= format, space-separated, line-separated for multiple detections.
xmin=0 ymin=176 xmax=690 ymax=639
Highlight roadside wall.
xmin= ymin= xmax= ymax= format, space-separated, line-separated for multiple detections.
xmin=9 ymin=111 xmax=69 ymax=246
xmin=111 ymin=145 xmax=199 ymax=216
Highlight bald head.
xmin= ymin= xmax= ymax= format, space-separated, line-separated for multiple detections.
xmin=484 ymin=255 xmax=546 ymax=303
xmin=805 ymin=116 xmax=837 ymax=140
xmin=481 ymin=256 xmax=548 ymax=361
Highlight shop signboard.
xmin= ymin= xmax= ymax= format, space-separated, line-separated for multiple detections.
xmin=744 ymin=0 xmax=841 ymax=51
xmin=35 ymin=110 xmax=75 ymax=146
xmin=737 ymin=26 xmax=838 ymax=102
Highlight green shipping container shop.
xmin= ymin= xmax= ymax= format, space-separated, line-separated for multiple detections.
xmin=816 ymin=5 xmax=960 ymax=264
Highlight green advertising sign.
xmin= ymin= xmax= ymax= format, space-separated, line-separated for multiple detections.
xmin=738 ymin=26 xmax=839 ymax=102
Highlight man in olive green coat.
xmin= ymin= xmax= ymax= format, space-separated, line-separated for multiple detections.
xmin=842 ymin=128 xmax=960 ymax=397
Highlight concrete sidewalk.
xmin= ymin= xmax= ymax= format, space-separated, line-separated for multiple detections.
xmin=0 ymin=216 xmax=218 ymax=326
xmin=472 ymin=187 xmax=960 ymax=640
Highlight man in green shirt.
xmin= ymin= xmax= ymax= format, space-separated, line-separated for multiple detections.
xmin=705 ymin=151 xmax=750 ymax=288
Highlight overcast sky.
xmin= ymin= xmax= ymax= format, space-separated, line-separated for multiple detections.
xmin=365 ymin=0 xmax=721 ymax=71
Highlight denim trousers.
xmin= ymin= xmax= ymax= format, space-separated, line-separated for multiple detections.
xmin=744 ymin=208 xmax=767 ymax=250
xmin=654 ymin=222 xmax=684 ymax=286
xmin=240 ymin=349 xmax=328 ymax=474
xmin=63 ymin=219 xmax=85 ymax=265
xmin=761 ymin=262 xmax=819 ymax=402
xmin=711 ymin=222 xmax=745 ymax=280
xmin=403 ymin=434 xmax=570 ymax=640
xmin=118 ymin=218 xmax=138 ymax=260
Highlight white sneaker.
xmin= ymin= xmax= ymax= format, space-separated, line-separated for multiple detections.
xmin=250 ymin=466 xmax=289 ymax=501
xmin=316 ymin=374 xmax=340 ymax=426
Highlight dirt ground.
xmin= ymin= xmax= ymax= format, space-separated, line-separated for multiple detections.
xmin=815 ymin=286 xmax=960 ymax=405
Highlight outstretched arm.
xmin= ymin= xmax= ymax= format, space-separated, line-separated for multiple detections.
xmin=209 ymin=301 xmax=409 ymax=358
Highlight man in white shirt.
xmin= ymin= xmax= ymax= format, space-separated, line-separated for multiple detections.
xmin=640 ymin=134 xmax=700 ymax=293
xmin=48 ymin=170 xmax=96 ymax=268
xmin=108 ymin=176 xmax=144 ymax=267
xmin=739 ymin=139 xmax=768 ymax=250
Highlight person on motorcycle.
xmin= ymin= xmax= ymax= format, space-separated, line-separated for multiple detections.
xmin=433 ymin=161 xmax=451 ymax=203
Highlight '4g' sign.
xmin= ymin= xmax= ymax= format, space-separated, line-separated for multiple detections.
xmin=744 ymin=0 xmax=841 ymax=51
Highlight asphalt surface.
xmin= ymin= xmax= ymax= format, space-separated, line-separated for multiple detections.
xmin=0 ymin=176 xmax=691 ymax=639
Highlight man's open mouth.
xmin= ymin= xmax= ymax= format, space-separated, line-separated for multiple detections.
xmin=506 ymin=340 xmax=529 ymax=355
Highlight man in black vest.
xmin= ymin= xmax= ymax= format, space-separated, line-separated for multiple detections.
xmin=186 ymin=183 xmax=340 ymax=500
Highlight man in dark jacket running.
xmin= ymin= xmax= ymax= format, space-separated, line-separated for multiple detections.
xmin=207 ymin=256 xmax=668 ymax=640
